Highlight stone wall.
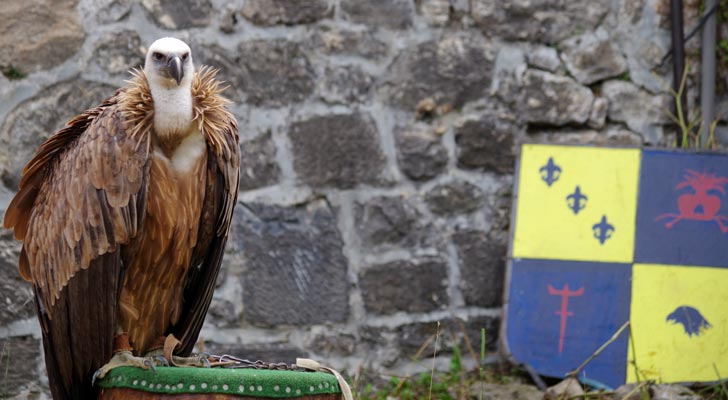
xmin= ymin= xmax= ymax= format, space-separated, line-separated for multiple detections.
xmin=1 ymin=0 xmax=726 ymax=397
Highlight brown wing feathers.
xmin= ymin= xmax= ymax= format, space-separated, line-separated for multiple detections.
xmin=20 ymin=107 xmax=150 ymax=314
xmin=3 ymin=76 xmax=152 ymax=400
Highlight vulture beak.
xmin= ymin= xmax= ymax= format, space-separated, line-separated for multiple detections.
xmin=166 ymin=55 xmax=183 ymax=85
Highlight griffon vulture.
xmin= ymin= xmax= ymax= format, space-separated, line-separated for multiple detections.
xmin=3 ymin=37 xmax=240 ymax=399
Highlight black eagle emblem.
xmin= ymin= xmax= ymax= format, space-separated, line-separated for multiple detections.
xmin=666 ymin=306 xmax=711 ymax=337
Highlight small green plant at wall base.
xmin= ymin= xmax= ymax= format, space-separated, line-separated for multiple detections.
xmin=719 ymin=39 xmax=728 ymax=64
xmin=1 ymin=65 xmax=25 ymax=80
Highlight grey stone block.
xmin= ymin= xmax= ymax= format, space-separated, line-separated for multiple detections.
xmin=289 ymin=113 xmax=387 ymax=189
xmin=453 ymin=230 xmax=505 ymax=308
xmin=588 ymin=97 xmax=608 ymax=129
xmin=237 ymin=40 xmax=316 ymax=107
xmin=395 ymin=124 xmax=448 ymax=182
xmin=354 ymin=195 xmax=437 ymax=251
xmin=381 ymin=34 xmax=494 ymax=111
xmin=518 ymin=69 xmax=594 ymax=126
xmin=319 ymin=65 xmax=373 ymax=104
xmin=310 ymin=25 xmax=390 ymax=60
xmin=455 ymin=116 xmax=516 ymax=174
xmin=241 ymin=0 xmax=333 ymax=26
xmin=418 ymin=0 xmax=452 ymax=26
xmin=91 ymin=0 xmax=133 ymax=24
xmin=239 ymin=131 xmax=280 ymax=192
xmin=235 ymin=200 xmax=349 ymax=327
xmin=340 ymin=0 xmax=414 ymax=30
xmin=424 ymin=180 xmax=485 ymax=216
xmin=359 ymin=258 xmax=448 ymax=315
xmin=0 ymin=0 xmax=85 ymax=73
xmin=305 ymin=331 xmax=357 ymax=356
xmin=92 ymin=29 xmax=143 ymax=75
xmin=526 ymin=45 xmax=561 ymax=72
xmin=560 ymin=29 xmax=628 ymax=85
xmin=602 ymin=80 xmax=671 ymax=144
xmin=142 ymin=0 xmax=212 ymax=29
xmin=471 ymin=0 xmax=610 ymax=44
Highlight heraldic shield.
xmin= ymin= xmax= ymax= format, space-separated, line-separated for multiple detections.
xmin=503 ymin=144 xmax=728 ymax=388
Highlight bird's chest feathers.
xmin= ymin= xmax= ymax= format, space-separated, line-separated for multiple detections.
xmin=153 ymin=130 xmax=207 ymax=175
xmin=147 ymin=131 xmax=207 ymax=238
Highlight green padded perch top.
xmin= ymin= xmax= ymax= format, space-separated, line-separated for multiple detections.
xmin=97 ymin=366 xmax=343 ymax=398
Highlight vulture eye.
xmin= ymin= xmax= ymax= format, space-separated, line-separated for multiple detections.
xmin=182 ymin=53 xmax=189 ymax=61
xmin=152 ymin=52 xmax=165 ymax=61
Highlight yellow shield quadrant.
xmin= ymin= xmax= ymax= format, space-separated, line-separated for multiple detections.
xmin=512 ymin=145 xmax=641 ymax=263
xmin=628 ymin=264 xmax=728 ymax=383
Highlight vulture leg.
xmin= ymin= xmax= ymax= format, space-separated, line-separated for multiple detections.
xmin=92 ymin=351 xmax=157 ymax=383
xmin=91 ymin=332 xmax=168 ymax=382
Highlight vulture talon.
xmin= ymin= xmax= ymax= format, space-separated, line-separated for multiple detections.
xmin=143 ymin=358 xmax=157 ymax=373
xmin=91 ymin=369 xmax=102 ymax=386
xmin=152 ymin=355 xmax=169 ymax=367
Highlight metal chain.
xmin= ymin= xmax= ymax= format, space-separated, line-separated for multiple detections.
xmin=203 ymin=353 xmax=301 ymax=371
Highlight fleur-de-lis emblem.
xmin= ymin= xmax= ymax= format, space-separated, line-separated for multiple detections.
xmin=539 ymin=157 xmax=561 ymax=186
xmin=566 ymin=186 xmax=587 ymax=214
xmin=592 ymin=215 xmax=615 ymax=244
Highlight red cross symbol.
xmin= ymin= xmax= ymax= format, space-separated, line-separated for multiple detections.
xmin=548 ymin=284 xmax=584 ymax=353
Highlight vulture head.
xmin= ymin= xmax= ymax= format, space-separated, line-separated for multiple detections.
xmin=144 ymin=37 xmax=194 ymax=89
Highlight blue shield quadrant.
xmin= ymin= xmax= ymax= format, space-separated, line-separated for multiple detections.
xmin=635 ymin=150 xmax=728 ymax=267
xmin=506 ymin=259 xmax=632 ymax=388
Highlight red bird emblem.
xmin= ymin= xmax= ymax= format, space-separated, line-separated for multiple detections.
xmin=656 ymin=170 xmax=728 ymax=233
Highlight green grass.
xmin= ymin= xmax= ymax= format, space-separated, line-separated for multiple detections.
xmin=354 ymin=324 xmax=531 ymax=400
xmin=352 ymin=323 xmax=728 ymax=400
xmin=354 ymin=359 xmax=526 ymax=400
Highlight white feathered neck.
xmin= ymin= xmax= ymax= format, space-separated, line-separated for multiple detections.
xmin=149 ymin=83 xmax=193 ymax=139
